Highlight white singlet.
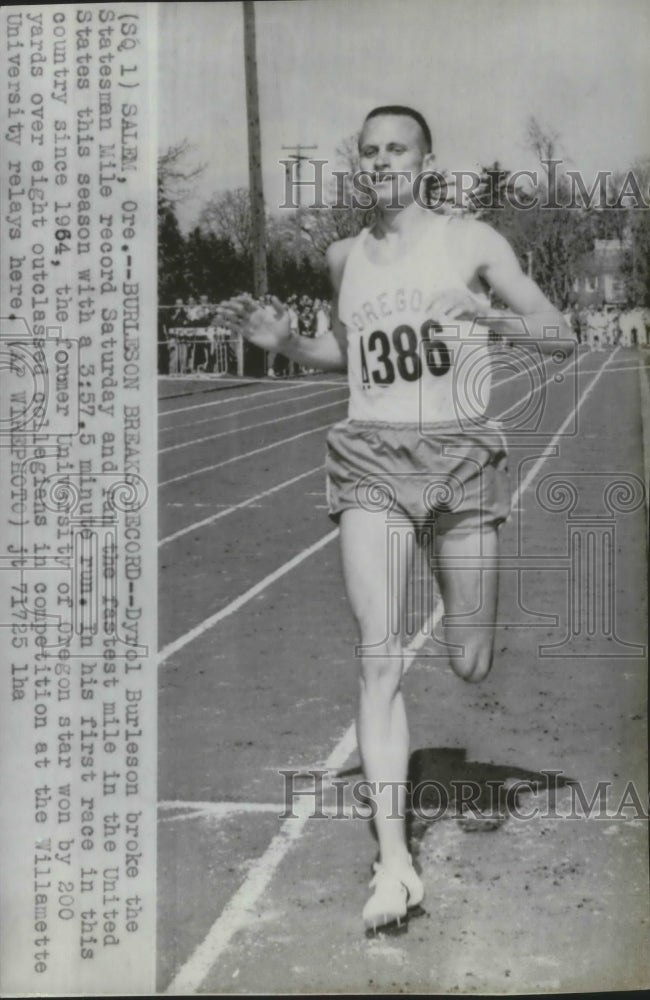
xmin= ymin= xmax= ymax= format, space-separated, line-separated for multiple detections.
xmin=338 ymin=214 xmax=492 ymax=426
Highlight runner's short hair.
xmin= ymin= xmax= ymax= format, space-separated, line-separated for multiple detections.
xmin=363 ymin=105 xmax=433 ymax=153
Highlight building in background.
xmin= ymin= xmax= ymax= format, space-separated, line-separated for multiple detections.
xmin=574 ymin=236 xmax=630 ymax=308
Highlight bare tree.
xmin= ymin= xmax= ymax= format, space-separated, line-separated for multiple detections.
xmin=199 ymin=188 xmax=253 ymax=257
xmin=157 ymin=141 xmax=205 ymax=302
xmin=158 ymin=139 xmax=205 ymax=209
xmin=336 ymin=132 xmax=361 ymax=175
xmin=199 ymin=188 xmax=313 ymax=266
xmin=299 ymin=132 xmax=365 ymax=257
xmin=525 ymin=116 xmax=563 ymax=172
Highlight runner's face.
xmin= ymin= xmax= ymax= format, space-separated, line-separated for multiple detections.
xmin=358 ymin=115 xmax=430 ymax=207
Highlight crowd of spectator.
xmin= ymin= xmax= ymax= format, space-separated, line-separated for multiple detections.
xmin=158 ymin=295 xmax=650 ymax=376
xmin=158 ymin=293 xmax=332 ymax=376
xmin=562 ymin=304 xmax=650 ymax=351
xmin=266 ymin=294 xmax=331 ymax=377
xmin=158 ymin=295 xmax=230 ymax=374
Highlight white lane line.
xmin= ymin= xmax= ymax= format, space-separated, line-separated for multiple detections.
xmin=159 ymin=465 xmax=325 ymax=546
xmin=160 ymin=398 xmax=347 ymax=455
xmin=492 ymin=348 xmax=622 ymax=423
xmin=159 ymin=801 xmax=411 ymax=822
xmin=263 ymin=378 xmax=348 ymax=387
xmin=493 ymin=389 xmax=542 ymax=422
xmin=159 ymin=802 xmax=283 ymax=822
xmin=165 ymin=349 xmax=615 ymax=994
xmin=490 ymin=358 xmax=544 ymax=390
xmin=159 ymin=356 xmax=574 ymax=485
xmin=164 ymin=599 xmax=443 ymax=996
xmin=161 ymin=385 xmax=348 ymax=433
xmin=160 ymin=421 xmax=336 ymax=488
xmin=160 ymin=354 xmax=561 ymax=421
xmin=492 ymin=354 xmax=578 ymax=421
xmin=488 ymin=348 xmax=571 ymax=389
xmin=160 ymin=381 xmax=332 ymax=419
xmin=594 ymin=363 xmax=650 ymax=373
xmin=512 ymin=347 xmax=618 ymax=505
xmin=160 ymin=800 xmax=281 ymax=812
xmin=159 ymin=376 xmax=254 ymax=383
xmin=160 ymin=351 xmax=568 ymax=425
xmin=158 ymin=529 xmax=340 ymax=666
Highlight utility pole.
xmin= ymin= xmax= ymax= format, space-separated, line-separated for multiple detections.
xmin=281 ymin=144 xmax=318 ymax=261
xmin=243 ymin=1 xmax=267 ymax=296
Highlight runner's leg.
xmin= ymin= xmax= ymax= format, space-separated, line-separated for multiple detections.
xmin=338 ymin=507 xmax=413 ymax=869
xmin=434 ymin=526 xmax=499 ymax=683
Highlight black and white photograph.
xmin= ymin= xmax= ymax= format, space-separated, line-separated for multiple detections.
xmin=1 ymin=0 xmax=649 ymax=995
xmin=157 ymin=1 xmax=649 ymax=994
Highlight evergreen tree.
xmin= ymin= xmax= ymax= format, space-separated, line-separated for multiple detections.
xmin=158 ymin=203 xmax=186 ymax=302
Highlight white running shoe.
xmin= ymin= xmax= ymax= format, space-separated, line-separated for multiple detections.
xmin=362 ymin=858 xmax=424 ymax=931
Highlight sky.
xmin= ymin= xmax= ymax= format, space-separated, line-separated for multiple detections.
xmin=158 ymin=0 xmax=650 ymax=230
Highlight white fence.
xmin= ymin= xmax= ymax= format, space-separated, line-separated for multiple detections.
xmin=161 ymin=327 xmax=244 ymax=376
xmin=158 ymin=303 xmax=245 ymax=376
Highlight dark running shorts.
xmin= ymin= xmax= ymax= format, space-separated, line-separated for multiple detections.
xmin=325 ymin=419 xmax=510 ymax=535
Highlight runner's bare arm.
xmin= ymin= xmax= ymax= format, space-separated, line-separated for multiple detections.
xmin=430 ymin=221 xmax=575 ymax=355
xmin=218 ymin=296 xmax=346 ymax=373
xmin=269 ymin=238 xmax=351 ymax=371
xmin=218 ymin=242 xmax=351 ymax=374
xmin=261 ymin=239 xmax=350 ymax=371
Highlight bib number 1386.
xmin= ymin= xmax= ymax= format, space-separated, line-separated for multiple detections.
xmin=360 ymin=319 xmax=452 ymax=386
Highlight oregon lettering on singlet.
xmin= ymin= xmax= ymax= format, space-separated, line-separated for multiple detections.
xmin=338 ymin=215 xmax=492 ymax=425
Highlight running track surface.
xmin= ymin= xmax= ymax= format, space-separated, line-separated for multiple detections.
xmin=158 ymin=348 xmax=650 ymax=994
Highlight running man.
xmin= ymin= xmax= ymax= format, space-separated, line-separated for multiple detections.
xmin=220 ymin=105 xmax=574 ymax=931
